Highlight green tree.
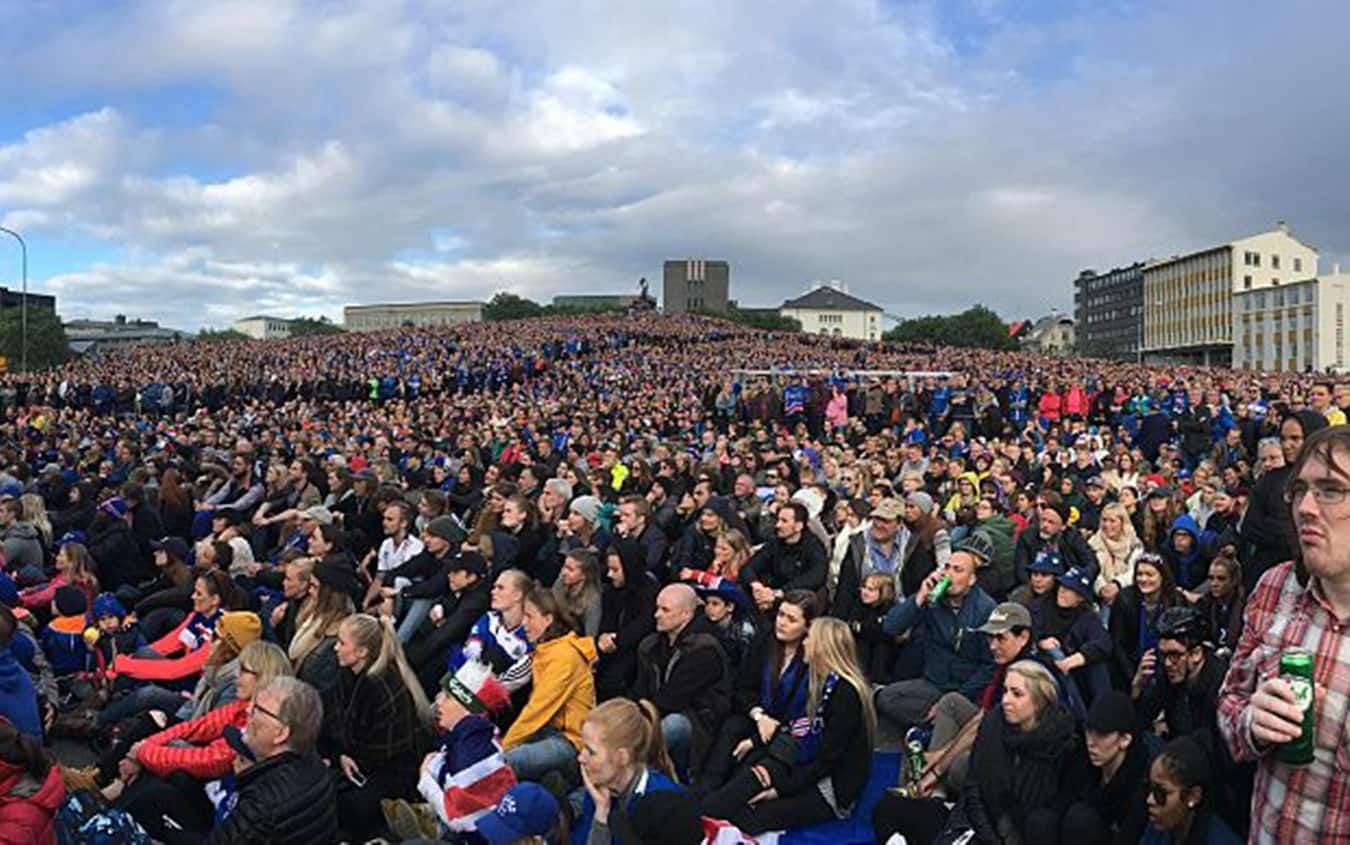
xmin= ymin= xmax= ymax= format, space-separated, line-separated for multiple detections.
xmin=883 ymin=304 xmax=1017 ymax=350
xmin=694 ymin=306 xmax=801 ymax=332
xmin=288 ymin=316 xmax=344 ymax=336
xmin=196 ymin=327 xmax=252 ymax=342
xmin=0 ymin=307 xmax=68 ymax=370
xmin=483 ymin=292 xmax=546 ymax=321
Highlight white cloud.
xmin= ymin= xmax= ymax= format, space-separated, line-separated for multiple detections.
xmin=0 ymin=0 xmax=1348 ymax=330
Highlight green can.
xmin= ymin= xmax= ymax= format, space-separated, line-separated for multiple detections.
xmin=1278 ymin=649 xmax=1315 ymax=766
xmin=928 ymin=575 xmax=952 ymax=606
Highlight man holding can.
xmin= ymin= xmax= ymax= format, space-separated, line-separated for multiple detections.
xmin=1217 ymin=424 xmax=1350 ymax=843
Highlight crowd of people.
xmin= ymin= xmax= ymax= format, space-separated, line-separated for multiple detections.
xmin=0 ymin=310 xmax=1345 ymax=845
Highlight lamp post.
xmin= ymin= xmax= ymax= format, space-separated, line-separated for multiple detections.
xmin=0 ymin=226 xmax=27 ymax=373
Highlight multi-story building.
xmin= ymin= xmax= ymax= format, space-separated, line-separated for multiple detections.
xmin=66 ymin=315 xmax=187 ymax=355
xmin=0 ymin=286 xmax=56 ymax=314
xmin=779 ymin=285 xmax=883 ymax=341
xmin=1073 ymin=263 xmax=1144 ymax=360
xmin=343 ymin=300 xmax=483 ymax=331
xmin=1142 ymin=222 xmax=1318 ymax=366
xmin=1233 ymin=271 xmax=1350 ymax=373
xmin=662 ymin=259 xmax=729 ymax=314
xmin=233 ymin=315 xmax=293 ymax=340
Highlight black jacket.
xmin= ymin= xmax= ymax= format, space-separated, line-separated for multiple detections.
xmin=1134 ymin=649 xmax=1227 ymax=754
xmin=1238 ymin=465 xmax=1295 ymax=591
xmin=633 ymin=615 xmax=731 ymax=777
xmin=595 ymin=539 xmax=659 ymax=700
xmin=739 ymin=533 xmax=828 ymax=594
xmin=202 ymin=751 xmax=337 ymax=845
xmin=1063 ymin=734 xmax=1152 ymax=845
xmin=1013 ymin=527 xmax=1098 ymax=586
xmin=88 ymin=516 xmax=149 ymax=592
xmin=771 ymin=677 xmax=871 ymax=809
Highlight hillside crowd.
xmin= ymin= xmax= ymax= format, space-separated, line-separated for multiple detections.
xmin=0 ymin=311 xmax=1345 ymax=845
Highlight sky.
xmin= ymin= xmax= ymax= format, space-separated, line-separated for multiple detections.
xmin=0 ymin=0 xmax=1348 ymax=331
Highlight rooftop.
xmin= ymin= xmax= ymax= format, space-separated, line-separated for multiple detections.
xmin=781 ymin=286 xmax=882 ymax=312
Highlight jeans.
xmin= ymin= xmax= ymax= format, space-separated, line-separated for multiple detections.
xmin=397 ymin=597 xmax=436 ymax=644
xmin=96 ymin=685 xmax=189 ymax=728
xmin=661 ymin=712 xmax=692 ymax=777
xmin=503 ymin=729 xmax=577 ymax=781
xmin=875 ymin=677 xmax=944 ymax=731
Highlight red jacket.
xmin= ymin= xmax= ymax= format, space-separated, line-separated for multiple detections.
xmin=1037 ymin=392 xmax=1062 ymax=421
xmin=0 ymin=761 xmax=65 ymax=845
xmin=111 ymin=614 xmax=211 ymax=682
xmin=135 ymin=698 xmax=248 ymax=780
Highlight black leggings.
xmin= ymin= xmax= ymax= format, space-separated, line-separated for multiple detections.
xmin=872 ymin=795 xmax=949 ymax=845
xmin=118 ymin=771 xmax=215 ymax=841
xmin=695 ymin=713 xmax=755 ymax=792
xmin=700 ymin=763 xmax=835 ymax=835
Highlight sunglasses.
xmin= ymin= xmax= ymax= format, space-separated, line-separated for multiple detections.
xmin=1145 ymin=780 xmax=1180 ymax=805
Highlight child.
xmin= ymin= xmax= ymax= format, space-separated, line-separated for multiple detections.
xmin=851 ymin=571 xmax=900 ymax=685
xmin=694 ymin=577 xmax=755 ymax=673
xmin=85 ymin=594 xmax=147 ymax=684
xmin=1036 ymin=566 xmax=1113 ymax=704
xmin=384 ymin=660 xmax=516 ymax=841
xmin=41 ymin=586 xmax=90 ymax=677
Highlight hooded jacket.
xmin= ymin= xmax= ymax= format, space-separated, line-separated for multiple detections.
xmin=0 ymin=523 xmax=44 ymax=575
xmin=1162 ymin=514 xmax=1210 ymax=592
xmin=0 ymin=758 xmax=64 ymax=845
xmin=596 ymin=539 xmax=659 ymax=699
xmin=502 ymin=631 xmax=596 ymax=752
xmin=0 ymin=648 xmax=40 ymax=740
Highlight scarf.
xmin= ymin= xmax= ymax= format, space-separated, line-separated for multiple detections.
xmin=796 ymin=672 xmax=840 ymax=764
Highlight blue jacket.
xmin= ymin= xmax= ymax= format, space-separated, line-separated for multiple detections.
xmin=574 ymin=768 xmax=682 ymax=845
xmin=1140 ymin=811 xmax=1241 ymax=845
xmin=1164 ymin=514 xmax=1212 ymax=591
xmin=0 ymin=646 xmax=41 ymax=740
xmin=884 ymin=585 xmax=997 ymax=701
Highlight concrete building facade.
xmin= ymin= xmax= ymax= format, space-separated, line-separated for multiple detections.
xmin=1073 ymin=263 xmax=1144 ymax=360
xmin=779 ymin=285 xmax=883 ymax=341
xmin=66 ymin=315 xmax=186 ymax=355
xmin=662 ymin=259 xmax=729 ymax=314
xmin=1142 ymin=223 xmax=1318 ymax=365
xmin=1233 ymin=271 xmax=1350 ymax=373
xmin=343 ymin=301 xmax=483 ymax=331
xmin=233 ymin=315 xmax=292 ymax=340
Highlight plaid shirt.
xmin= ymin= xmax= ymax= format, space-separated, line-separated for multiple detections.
xmin=1217 ymin=561 xmax=1350 ymax=844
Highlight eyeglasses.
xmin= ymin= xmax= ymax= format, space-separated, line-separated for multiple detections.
xmin=1158 ymin=648 xmax=1191 ymax=663
xmin=1283 ymin=481 xmax=1350 ymax=505
xmin=250 ymin=701 xmax=284 ymax=725
xmin=238 ymin=665 xmax=256 ymax=677
xmin=1145 ymin=780 xmax=1180 ymax=805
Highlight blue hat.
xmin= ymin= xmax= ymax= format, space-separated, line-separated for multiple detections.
xmin=475 ymin=783 xmax=559 ymax=845
xmin=1056 ymin=566 xmax=1094 ymax=601
xmin=99 ymin=497 xmax=128 ymax=519
xmin=92 ymin=593 xmax=127 ymax=621
xmin=692 ymin=575 xmax=752 ymax=614
xmin=58 ymin=530 xmax=88 ymax=548
xmin=0 ymin=481 xmax=22 ymax=500
xmin=1027 ymin=549 xmax=1064 ymax=576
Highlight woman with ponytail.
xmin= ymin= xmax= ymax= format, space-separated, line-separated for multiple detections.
xmin=325 ymin=612 xmax=433 ymax=840
xmin=0 ymin=715 xmax=64 ymax=843
xmin=577 ymin=697 xmax=684 ymax=845
xmin=702 ymin=617 xmax=876 ymax=835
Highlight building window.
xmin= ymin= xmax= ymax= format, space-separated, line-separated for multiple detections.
xmin=1244 ymin=275 xmax=1252 ymax=289
xmin=1272 ymin=255 xmax=1281 ymax=270
xmin=1295 ymin=257 xmax=1303 ymax=273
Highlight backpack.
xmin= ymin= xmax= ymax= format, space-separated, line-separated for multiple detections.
xmin=55 ymin=790 xmax=152 ymax=845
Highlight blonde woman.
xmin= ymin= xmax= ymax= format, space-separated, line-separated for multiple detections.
xmin=576 ymin=698 xmax=681 ymax=842
xmin=1089 ymin=503 xmax=1144 ymax=612
xmin=702 ymin=616 xmax=876 ymax=834
xmin=19 ymin=493 xmax=53 ymax=549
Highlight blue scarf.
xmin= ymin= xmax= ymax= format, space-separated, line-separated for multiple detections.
xmin=796 ymin=672 xmax=841 ymax=764
xmin=760 ymin=650 xmax=809 ymax=724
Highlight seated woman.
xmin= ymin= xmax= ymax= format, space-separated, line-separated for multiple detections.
xmin=1010 ymin=549 xmax=1063 ymax=630
xmin=448 ymin=569 xmax=536 ymax=711
xmin=701 ymin=617 xmax=875 ymax=835
xmin=288 ymin=552 xmax=357 ymax=700
xmin=551 ymin=548 xmax=603 ymax=638
xmin=594 ymin=539 xmax=659 ymax=702
xmin=0 ymin=715 xmax=64 ymax=841
xmin=679 ymin=528 xmax=753 ymax=586
xmin=576 ymin=697 xmax=683 ymax=843
xmin=129 ymin=537 xmax=197 ymax=642
xmin=95 ymin=572 xmax=246 ymax=730
xmin=873 ymin=660 xmax=1077 ymax=845
xmin=324 ymin=612 xmax=432 ymax=841
xmin=697 ymin=590 xmax=817 ymax=794
xmin=19 ymin=540 xmax=99 ymax=616
xmin=1194 ymin=554 xmax=1244 ymax=660
xmin=501 ymin=587 xmax=596 ymax=781
xmin=1108 ymin=553 xmax=1186 ymax=688
xmin=1140 ymin=736 xmax=1241 ymax=845
xmin=103 ymin=641 xmax=293 ymax=839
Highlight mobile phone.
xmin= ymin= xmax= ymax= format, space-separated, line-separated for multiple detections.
xmin=349 ymin=769 xmax=368 ymax=788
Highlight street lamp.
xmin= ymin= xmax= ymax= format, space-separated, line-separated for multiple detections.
xmin=0 ymin=226 xmax=27 ymax=373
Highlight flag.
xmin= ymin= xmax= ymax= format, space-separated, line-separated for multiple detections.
xmin=702 ymin=817 xmax=782 ymax=845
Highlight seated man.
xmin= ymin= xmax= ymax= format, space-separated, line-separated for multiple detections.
xmin=632 ymin=584 xmax=731 ymax=779
xmin=875 ymin=548 xmax=995 ymax=732
xmin=738 ymin=502 xmax=828 ymax=611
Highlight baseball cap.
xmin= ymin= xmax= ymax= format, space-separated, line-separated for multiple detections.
xmin=871 ymin=498 xmax=903 ymax=521
xmin=300 ymin=505 xmax=334 ymax=525
xmin=151 ymin=536 xmax=190 ymax=561
xmin=475 ymin=783 xmax=559 ymax=845
xmin=974 ymin=602 xmax=1032 ymax=635
xmin=447 ymin=551 xmax=488 ymax=577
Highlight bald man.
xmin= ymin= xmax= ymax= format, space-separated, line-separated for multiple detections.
xmin=633 ymin=583 xmax=732 ymax=778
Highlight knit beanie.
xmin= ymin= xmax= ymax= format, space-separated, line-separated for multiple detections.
xmin=91 ymin=593 xmax=127 ymax=621
xmin=216 ymin=611 xmax=262 ymax=653
xmin=54 ymin=585 xmax=87 ymax=618
xmin=905 ymin=491 xmax=935 ymax=516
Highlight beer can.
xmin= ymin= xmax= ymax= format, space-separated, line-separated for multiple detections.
xmin=1277 ymin=648 xmax=1315 ymax=766
xmin=906 ymin=739 xmax=927 ymax=784
xmin=928 ymin=575 xmax=952 ymax=605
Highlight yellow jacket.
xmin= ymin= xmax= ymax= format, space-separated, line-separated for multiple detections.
xmin=502 ymin=632 xmax=597 ymax=752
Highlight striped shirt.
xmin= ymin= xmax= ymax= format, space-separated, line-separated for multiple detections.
xmin=1216 ymin=561 xmax=1350 ymax=844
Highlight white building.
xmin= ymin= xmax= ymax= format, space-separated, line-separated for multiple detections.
xmin=1142 ymin=222 xmax=1318 ymax=366
xmin=1233 ymin=270 xmax=1350 ymax=373
xmin=780 ymin=285 xmax=883 ymax=341
xmin=1021 ymin=313 xmax=1076 ymax=356
xmin=343 ymin=300 xmax=484 ymax=331
xmin=233 ymin=315 xmax=293 ymax=340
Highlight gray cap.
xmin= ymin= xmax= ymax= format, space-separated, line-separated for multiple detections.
xmin=905 ymin=491 xmax=935 ymax=515
xmin=569 ymin=495 xmax=600 ymax=525
xmin=974 ymin=602 xmax=1032 ymax=635
xmin=300 ymin=505 xmax=334 ymax=525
